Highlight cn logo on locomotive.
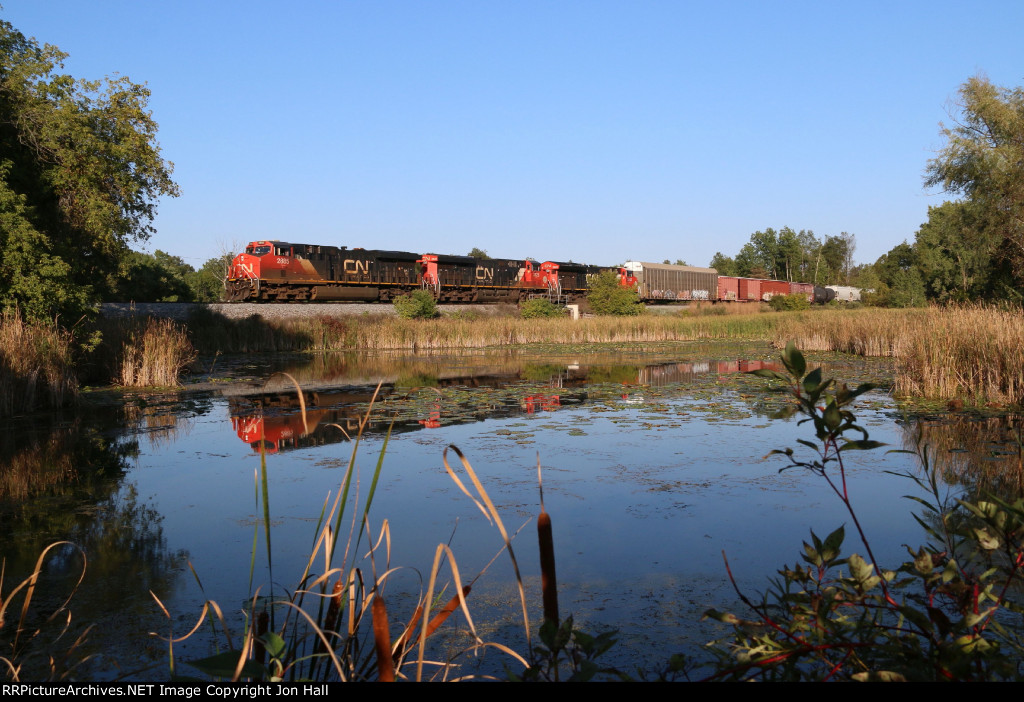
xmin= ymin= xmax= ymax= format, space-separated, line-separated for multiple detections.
xmin=343 ymin=259 xmax=371 ymax=273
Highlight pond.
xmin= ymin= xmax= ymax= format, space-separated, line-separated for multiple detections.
xmin=2 ymin=342 xmax=1019 ymax=680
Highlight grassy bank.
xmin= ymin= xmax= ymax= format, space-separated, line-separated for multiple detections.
xmin=0 ymin=313 xmax=197 ymax=417
xmin=185 ymin=306 xmax=783 ymax=354
xmin=0 ymin=311 xmax=77 ymax=418
xmin=771 ymin=306 xmax=1024 ymax=405
xmin=183 ymin=304 xmax=1024 ymax=404
xmin=4 ymin=304 xmax=1023 ymax=410
xmin=93 ymin=316 xmax=196 ymax=387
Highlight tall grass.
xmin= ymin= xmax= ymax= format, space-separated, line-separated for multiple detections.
xmin=771 ymin=305 xmax=1024 ymax=405
xmin=1 ymin=542 xmax=90 ymax=681
xmin=186 ymin=304 xmax=1024 ymax=404
xmin=770 ymin=307 xmax=925 ymax=357
xmin=895 ymin=306 xmax=1024 ymax=405
xmin=97 ymin=316 xmax=196 ymax=387
xmin=0 ymin=310 xmax=77 ymax=418
xmin=187 ymin=308 xmax=780 ymax=353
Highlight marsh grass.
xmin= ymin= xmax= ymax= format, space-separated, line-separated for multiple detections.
xmin=96 ymin=316 xmax=196 ymax=387
xmin=895 ymin=305 xmax=1024 ymax=405
xmin=771 ymin=305 xmax=1024 ymax=405
xmin=186 ymin=308 xmax=780 ymax=354
xmin=0 ymin=310 xmax=77 ymax=418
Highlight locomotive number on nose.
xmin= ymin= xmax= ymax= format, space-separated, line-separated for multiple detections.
xmin=276 ymin=257 xmax=290 ymax=265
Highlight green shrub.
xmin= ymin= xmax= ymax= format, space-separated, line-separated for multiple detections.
xmin=767 ymin=293 xmax=811 ymax=311
xmin=519 ymin=298 xmax=564 ymax=319
xmin=705 ymin=342 xmax=1024 ymax=681
xmin=586 ymin=270 xmax=643 ymax=316
xmin=393 ymin=290 xmax=439 ymax=319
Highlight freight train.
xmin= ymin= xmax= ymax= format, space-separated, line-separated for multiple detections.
xmin=225 ymin=240 xmax=839 ymax=304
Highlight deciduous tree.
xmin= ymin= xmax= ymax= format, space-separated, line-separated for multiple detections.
xmin=925 ymin=75 xmax=1024 ymax=287
xmin=0 ymin=19 xmax=179 ymax=322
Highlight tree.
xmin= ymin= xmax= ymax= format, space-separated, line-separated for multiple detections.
xmin=468 ymin=247 xmax=490 ymax=260
xmin=820 ymin=235 xmax=851 ymax=284
xmin=0 ymin=19 xmax=179 ymax=323
xmin=110 ymin=250 xmax=192 ymax=302
xmin=186 ymin=255 xmax=233 ymax=302
xmin=586 ymin=270 xmax=642 ymax=316
xmin=708 ymin=252 xmax=737 ymax=276
xmin=872 ymin=241 xmax=927 ymax=307
xmin=925 ymin=75 xmax=1024 ymax=287
xmin=914 ymin=200 xmax=1002 ymax=301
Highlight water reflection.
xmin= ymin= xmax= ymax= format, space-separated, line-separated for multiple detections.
xmin=905 ymin=414 xmax=1024 ymax=497
xmin=0 ymin=412 xmax=188 ymax=679
xmin=5 ymin=346 xmax=957 ymax=679
xmin=225 ymin=358 xmax=781 ymax=454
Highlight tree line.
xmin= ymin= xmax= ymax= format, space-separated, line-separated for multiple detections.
xmin=708 ymin=76 xmax=1024 ymax=308
xmin=708 ymin=229 xmax=856 ymax=286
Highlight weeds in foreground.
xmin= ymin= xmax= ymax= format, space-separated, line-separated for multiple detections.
xmin=153 ymin=382 xmax=539 ymax=681
xmin=0 ymin=543 xmax=90 ymax=681
xmin=704 ymin=342 xmax=1024 ymax=681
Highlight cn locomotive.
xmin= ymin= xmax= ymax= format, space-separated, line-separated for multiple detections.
xmin=225 ymin=240 xmax=837 ymax=304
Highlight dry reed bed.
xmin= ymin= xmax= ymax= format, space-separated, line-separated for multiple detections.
xmin=291 ymin=313 xmax=780 ymax=350
xmin=772 ymin=306 xmax=1024 ymax=404
xmin=0 ymin=310 xmax=77 ymax=418
xmin=770 ymin=308 xmax=926 ymax=357
xmin=97 ymin=316 xmax=197 ymax=387
xmin=894 ymin=307 xmax=1024 ymax=405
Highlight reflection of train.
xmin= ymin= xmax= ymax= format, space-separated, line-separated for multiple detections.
xmin=226 ymin=240 xmax=843 ymax=304
xmin=227 ymin=360 xmax=782 ymax=453
xmin=229 ymin=385 xmax=587 ymax=454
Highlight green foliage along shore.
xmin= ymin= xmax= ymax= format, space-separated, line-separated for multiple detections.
xmin=0 ymin=19 xmax=179 ymax=324
xmin=586 ymin=270 xmax=643 ymax=316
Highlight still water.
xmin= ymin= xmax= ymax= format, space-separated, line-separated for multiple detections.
xmin=2 ymin=343 xmax=1016 ymax=679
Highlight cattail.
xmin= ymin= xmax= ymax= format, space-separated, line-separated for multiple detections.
xmin=372 ymin=596 xmax=395 ymax=682
xmin=424 ymin=585 xmax=471 ymax=639
xmin=315 ymin=580 xmax=343 ymax=655
xmin=254 ymin=610 xmax=269 ymax=666
xmin=538 ymin=510 xmax=559 ymax=624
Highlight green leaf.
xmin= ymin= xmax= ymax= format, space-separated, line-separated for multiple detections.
xmin=702 ymin=609 xmax=740 ymax=624
xmin=187 ymin=651 xmax=266 ymax=679
xmin=802 ymin=367 xmax=823 ymax=394
xmin=839 ymin=440 xmax=886 ymax=452
xmin=782 ymin=341 xmax=806 ymax=380
xmin=823 ymin=525 xmax=845 ymax=557
xmin=260 ymin=631 xmax=287 ymax=659
xmin=823 ymin=401 xmax=841 ymax=432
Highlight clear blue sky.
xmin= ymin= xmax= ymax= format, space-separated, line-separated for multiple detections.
xmin=4 ymin=1 xmax=1023 ymax=270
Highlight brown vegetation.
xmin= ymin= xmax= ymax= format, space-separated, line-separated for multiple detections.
xmin=97 ymin=316 xmax=196 ymax=387
xmin=0 ymin=310 xmax=77 ymax=418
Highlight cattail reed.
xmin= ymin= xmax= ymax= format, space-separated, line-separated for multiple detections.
xmin=424 ymin=585 xmax=471 ymax=640
xmin=538 ymin=510 xmax=559 ymax=625
xmin=254 ymin=610 xmax=269 ymax=666
xmin=537 ymin=456 xmax=559 ymax=625
xmin=372 ymin=595 xmax=395 ymax=682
